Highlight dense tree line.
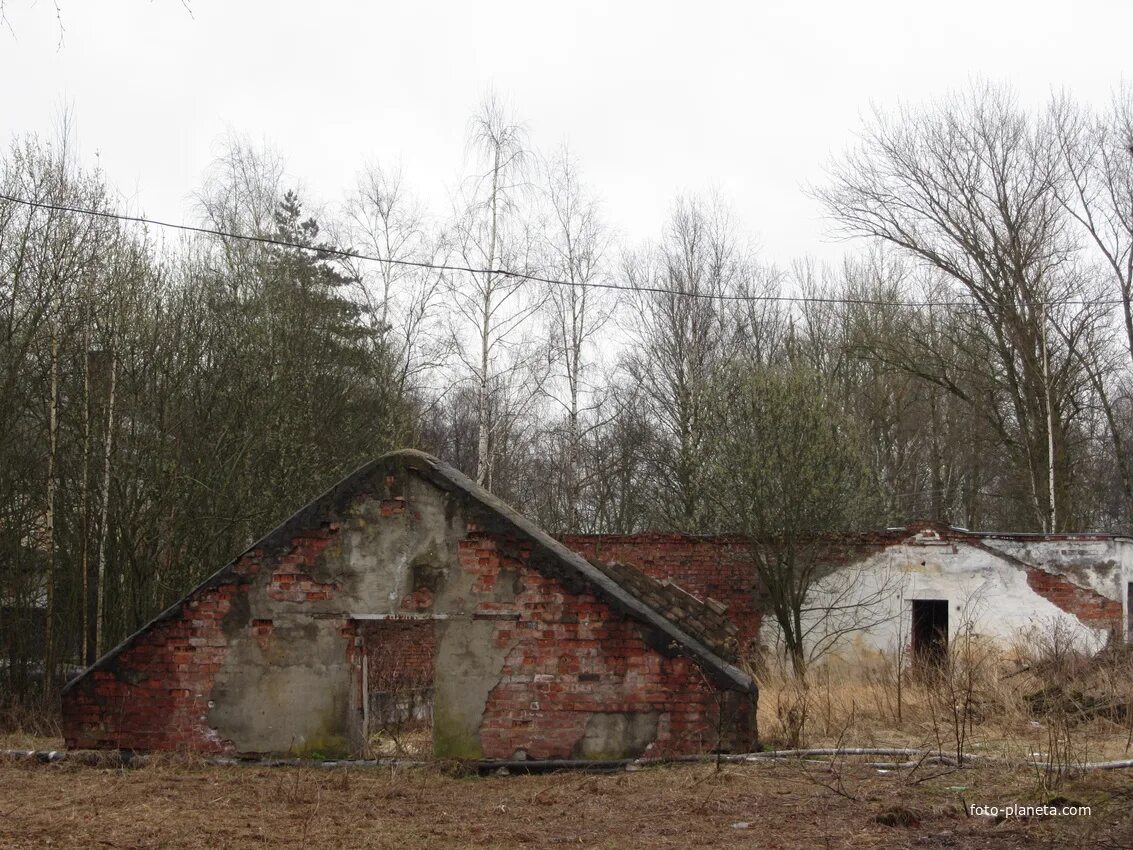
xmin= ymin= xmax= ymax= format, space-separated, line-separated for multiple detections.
xmin=4 ymin=84 xmax=1133 ymax=702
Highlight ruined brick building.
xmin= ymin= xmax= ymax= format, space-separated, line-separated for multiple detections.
xmin=62 ymin=450 xmax=1133 ymax=759
xmin=780 ymin=523 xmax=1132 ymax=666
xmin=62 ymin=451 xmax=756 ymax=759
xmin=570 ymin=524 xmax=1132 ymax=669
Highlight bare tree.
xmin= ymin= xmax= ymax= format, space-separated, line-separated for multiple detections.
xmin=0 ymin=1 xmax=192 ymax=45
xmin=343 ymin=163 xmax=449 ymax=393
xmin=0 ymin=129 xmax=121 ymax=676
xmin=537 ymin=146 xmax=614 ymax=530
xmin=622 ymin=194 xmax=747 ymax=530
xmin=818 ymin=83 xmax=1088 ymax=531
xmin=580 ymin=383 xmax=658 ymax=534
xmin=831 ymin=249 xmax=1007 ymax=527
xmin=1051 ymin=90 xmax=1133 ymax=526
xmin=448 ymin=93 xmax=541 ymax=489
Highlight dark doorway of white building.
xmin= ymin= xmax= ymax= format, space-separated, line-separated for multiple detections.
xmin=912 ymin=599 xmax=949 ymax=667
xmin=1127 ymin=582 xmax=1132 ymax=642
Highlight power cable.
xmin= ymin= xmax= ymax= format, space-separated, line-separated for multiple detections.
xmin=0 ymin=192 xmax=1124 ymax=310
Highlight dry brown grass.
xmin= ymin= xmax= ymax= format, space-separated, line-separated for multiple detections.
xmin=0 ymin=695 xmax=62 ymax=749
xmin=5 ymin=625 xmax=1132 ymax=847
xmin=757 ymin=632 xmax=1133 ymax=771
xmin=367 ymin=726 xmax=433 ymax=758
xmin=0 ymin=733 xmax=63 ymax=751
xmin=2 ymin=755 xmax=1131 ymax=849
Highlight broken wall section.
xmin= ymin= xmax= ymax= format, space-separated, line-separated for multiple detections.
xmin=561 ymin=534 xmax=764 ymax=655
xmin=63 ymin=451 xmax=757 ymax=761
xmin=764 ymin=534 xmax=1127 ymax=669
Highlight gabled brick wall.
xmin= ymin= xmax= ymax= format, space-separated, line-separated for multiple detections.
xmin=62 ymin=452 xmax=757 ymax=759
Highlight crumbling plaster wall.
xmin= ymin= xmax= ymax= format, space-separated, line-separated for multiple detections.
xmin=760 ymin=538 xmax=1124 ymax=668
xmin=63 ymin=459 xmax=753 ymax=759
xmin=980 ymin=536 xmax=1132 ymax=632
xmin=202 ymin=473 xmax=465 ymax=756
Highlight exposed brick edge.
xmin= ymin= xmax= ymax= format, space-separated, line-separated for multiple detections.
xmin=62 ymin=581 xmax=241 ymax=752
xmin=1025 ymin=567 xmax=1124 ymax=627
xmin=62 ymin=526 xmax=344 ymax=752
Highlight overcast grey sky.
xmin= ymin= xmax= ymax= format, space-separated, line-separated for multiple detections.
xmin=3 ymin=0 xmax=1132 ymax=265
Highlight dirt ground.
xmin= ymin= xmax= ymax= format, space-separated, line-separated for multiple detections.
xmin=2 ymin=755 xmax=1131 ymax=850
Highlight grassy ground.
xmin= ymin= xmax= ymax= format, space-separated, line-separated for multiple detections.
xmin=0 ymin=733 xmax=62 ymax=750
xmin=757 ymin=674 xmax=1133 ymax=766
xmin=754 ymin=642 xmax=1133 ymax=767
xmin=5 ymin=635 xmax=1131 ymax=847
xmin=2 ymin=755 xmax=1131 ymax=849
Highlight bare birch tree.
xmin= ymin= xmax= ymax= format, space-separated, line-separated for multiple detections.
xmin=344 ymin=163 xmax=449 ymax=393
xmin=622 ymin=194 xmax=747 ymax=530
xmin=448 ymin=93 xmax=540 ymax=489
xmin=537 ymin=146 xmax=613 ymax=530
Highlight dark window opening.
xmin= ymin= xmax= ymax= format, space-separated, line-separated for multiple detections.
xmin=912 ymin=599 xmax=949 ymax=666
xmin=410 ymin=561 xmax=446 ymax=594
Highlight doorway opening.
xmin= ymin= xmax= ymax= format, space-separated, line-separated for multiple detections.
xmin=356 ymin=618 xmax=436 ymax=757
xmin=911 ymin=599 xmax=949 ymax=667
xmin=1126 ymin=582 xmax=1132 ymax=643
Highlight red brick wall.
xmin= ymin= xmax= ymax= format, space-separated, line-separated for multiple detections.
xmin=464 ymin=535 xmax=751 ymax=759
xmin=360 ymin=620 xmax=436 ymax=693
xmin=561 ymin=534 xmax=764 ymax=655
xmin=1025 ymin=568 xmax=1124 ymax=627
xmin=62 ymin=519 xmax=754 ymax=757
xmin=62 ymin=581 xmax=241 ymax=752
xmin=62 ymin=526 xmax=342 ymax=753
xmin=266 ymin=530 xmax=341 ymax=602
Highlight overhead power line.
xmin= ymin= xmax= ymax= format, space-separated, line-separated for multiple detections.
xmin=0 ymin=192 xmax=1124 ymax=310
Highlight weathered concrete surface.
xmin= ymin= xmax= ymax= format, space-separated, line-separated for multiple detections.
xmin=574 ymin=711 xmax=661 ymax=759
xmin=207 ymin=617 xmax=354 ymax=757
xmin=432 ymin=620 xmax=509 ymax=759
